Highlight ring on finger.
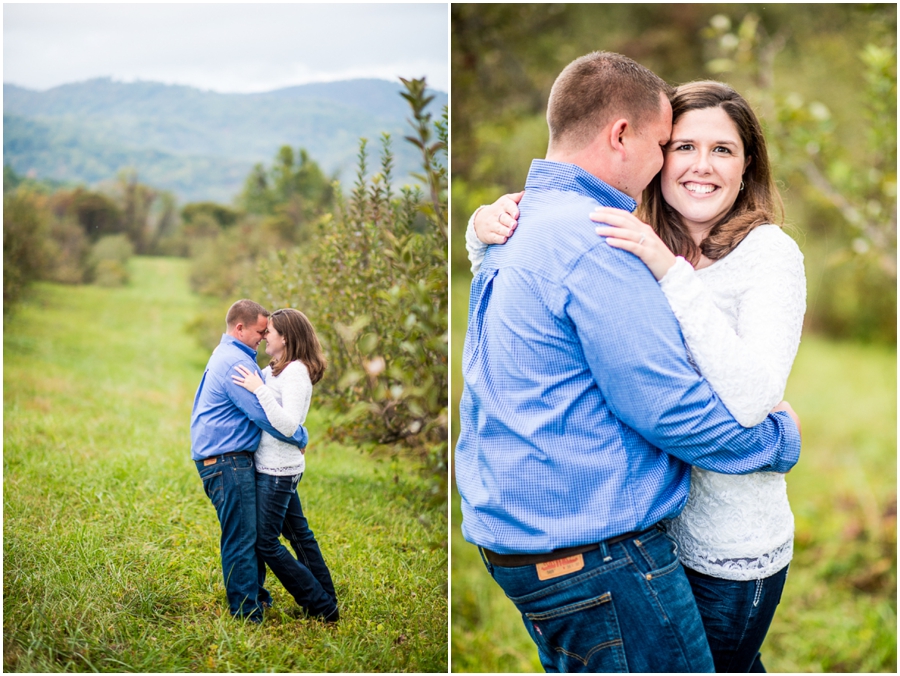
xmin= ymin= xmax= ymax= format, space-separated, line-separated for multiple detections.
xmin=638 ymin=234 xmax=646 ymax=245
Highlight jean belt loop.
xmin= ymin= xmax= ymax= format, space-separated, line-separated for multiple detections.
xmin=477 ymin=546 xmax=494 ymax=576
xmin=599 ymin=540 xmax=611 ymax=562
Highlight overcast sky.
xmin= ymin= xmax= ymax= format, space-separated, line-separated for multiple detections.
xmin=4 ymin=3 xmax=448 ymax=93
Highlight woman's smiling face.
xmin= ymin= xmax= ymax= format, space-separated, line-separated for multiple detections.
xmin=660 ymin=106 xmax=750 ymax=237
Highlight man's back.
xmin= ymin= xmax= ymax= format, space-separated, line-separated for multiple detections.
xmin=191 ymin=337 xmax=264 ymax=460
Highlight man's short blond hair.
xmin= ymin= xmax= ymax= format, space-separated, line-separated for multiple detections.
xmin=226 ymin=299 xmax=269 ymax=330
xmin=547 ymin=51 xmax=674 ymax=153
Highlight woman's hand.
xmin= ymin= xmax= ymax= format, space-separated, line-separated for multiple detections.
xmin=232 ymin=364 xmax=264 ymax=393
xmin=474 ymin=191 xmax=524 ymax=244
xmin=590 ymin=207 xmax=678 ymax=281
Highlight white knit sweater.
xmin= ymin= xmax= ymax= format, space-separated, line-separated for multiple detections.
xmin=253 ymin=360 xmax=311 ymax=477
xmin=467 ymin=214 xmax=806 ymax=580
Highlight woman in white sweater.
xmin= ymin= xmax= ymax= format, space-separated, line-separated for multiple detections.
xmin=468 ymin=81 xmax=805 ymax=672
xmin=232 ymin=308 xmax=338 ymax=623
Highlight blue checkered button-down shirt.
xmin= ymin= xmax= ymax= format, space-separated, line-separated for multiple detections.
xmin=456 ymin=159 xmax=800 ymax=554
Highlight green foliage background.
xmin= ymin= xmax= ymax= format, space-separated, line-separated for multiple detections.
xmin=450 ymin=4 xmax=896 ymax=672
xmin=451 ymin=3 xmax=896 ymax=342
xmin=257 ymin=83 xmax=448 ymax=475
xmin=182 ymin=78 xmax=448 ymax=491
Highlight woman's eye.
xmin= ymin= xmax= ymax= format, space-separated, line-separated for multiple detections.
xmin=714 ymin=146 xmax=732 ymax=154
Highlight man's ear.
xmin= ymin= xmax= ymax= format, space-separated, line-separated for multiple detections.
xmin=609 ymin=118 xmax=629 ymax=158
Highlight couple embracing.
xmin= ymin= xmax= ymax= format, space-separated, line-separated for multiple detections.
xmin=457 ymin=51 xmax=806 ymax=672
xmin=190 ymin=299 xmax=339 ymax=624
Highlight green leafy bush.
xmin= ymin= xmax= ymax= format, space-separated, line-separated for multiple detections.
xmin=3 ymin=189 xmax=51 ymax=311
xmin=89 ymin=234 xmax=134 ymax=287
xmin=44 ymin=217 xmax=91 ymax=284
xmin=702 ymin=10 xmax=897 ymax=342
xmin=183 ymin=146 xmax=338 ymax=352
xmin=187 ymin=218 xmax=282 ymax=302
xmin=259 ymin=78 xmax=448 ymax=474
xmin=239 ymin=146 xmax=335 ymax=245
xmin=3 ymin=181 xmax=96 ymax=305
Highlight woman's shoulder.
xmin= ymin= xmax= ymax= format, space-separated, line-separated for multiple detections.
xmin=283 ymin=360 xmax=311 ymax=381
xmin=735 ymin=224 xmax=803 ymax=261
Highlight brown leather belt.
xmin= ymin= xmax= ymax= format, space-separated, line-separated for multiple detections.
xmin=482 ymin=529 xmax=646 ymax=567
xmin=221 ymin=450 xmax=253 ymax=458
xmin=202 ymin=450 xmax=253 ymax=465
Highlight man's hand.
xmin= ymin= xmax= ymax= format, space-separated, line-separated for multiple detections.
xmin=771 ymin=401 xmax=800 ymax=474
xmin=473 ymin=191 xmax=524 ymax=244
xmin=771 ymin=400 xmax=800 ymax=437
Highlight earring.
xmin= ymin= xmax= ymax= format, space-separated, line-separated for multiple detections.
xmin=740 ymin=180 xmax=745 ymax=191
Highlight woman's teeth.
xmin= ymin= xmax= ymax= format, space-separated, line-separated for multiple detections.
xmin=685 ymin=183 xmax=717 ymax=194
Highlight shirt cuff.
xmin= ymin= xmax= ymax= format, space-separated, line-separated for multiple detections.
xmin=769 ymin=410 xmax=801 ymax=473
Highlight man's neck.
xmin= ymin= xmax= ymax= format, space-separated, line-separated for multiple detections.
xmin=225 ymin=331 xmax=256 ymax=354
xmin=546 ymin=147 xmax=621 ymax=194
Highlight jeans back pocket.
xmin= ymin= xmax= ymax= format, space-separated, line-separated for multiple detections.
xmin=201 ymin=470 xmax=224 ymax=509
xmin=524 ymin=592 xmax=628 ymax=672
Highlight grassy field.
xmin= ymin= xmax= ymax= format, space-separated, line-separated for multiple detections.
xmin=449 ymin=274 xmax=896 ymax=673
xmin=4 ymin=257 xmax=448 ymax=673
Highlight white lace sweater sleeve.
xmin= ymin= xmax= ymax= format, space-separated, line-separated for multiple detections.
xmin=466 ymin=206 xmax=490 ymax=273
xmin=658 ymin=225 xmax=806 ymax=427
xmin=254 ymin=361 xmax=312 ymax=436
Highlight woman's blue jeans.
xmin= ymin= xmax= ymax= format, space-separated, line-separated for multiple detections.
xmin=685 ymin=564 xmax=789 ymax=673
xmin=483 ymin=525 xmax=715 ymax=673
xmin=255 ymin=472 xmax=338 ymax=620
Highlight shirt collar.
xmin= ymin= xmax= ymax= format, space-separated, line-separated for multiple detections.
xmin=220 ymin=333 xmax=257 ymax=358
xmin=525 ymin=159 xmax=638 ymax=212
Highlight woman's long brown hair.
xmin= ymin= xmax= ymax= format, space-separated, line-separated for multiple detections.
xmin=639 ymin=80 xmax=784 ymax=264
xmin=268 ymin=308 xmax=327 ymax=384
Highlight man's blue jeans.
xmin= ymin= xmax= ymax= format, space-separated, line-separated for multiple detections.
xmin=255 ymin=472 xmax=338 ymax=620
xmin=482 ymin=525 xmax=715 ymax=673
xmin=686 ymin=563 xmax=789 ymax=673
xmin=196 ymin=452 xmax=270 ymax=622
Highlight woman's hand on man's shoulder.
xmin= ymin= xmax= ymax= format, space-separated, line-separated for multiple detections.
xmin=474 ymin=191 xmax=524 ymax=244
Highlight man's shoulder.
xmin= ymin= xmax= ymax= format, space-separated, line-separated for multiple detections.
xmin=208 ymin=340 xmax=255 ymax=373
xmin=522 ymin=186 xmax=600 ymax=219
xmin=499 ymin=189 xmax=620 ymax=273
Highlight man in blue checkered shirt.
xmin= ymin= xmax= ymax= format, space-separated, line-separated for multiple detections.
xmin=456 ymin=52 xmax=801 ymax=673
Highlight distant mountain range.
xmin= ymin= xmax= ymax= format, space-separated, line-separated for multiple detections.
xmin=3 ymin=78 xmax=448 ymax=204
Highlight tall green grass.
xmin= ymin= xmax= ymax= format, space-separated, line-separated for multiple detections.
xmin=450 ymin=274 xmax=896 ymax=673
xmin=4 ymin=257 xmax=447 ymax=672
